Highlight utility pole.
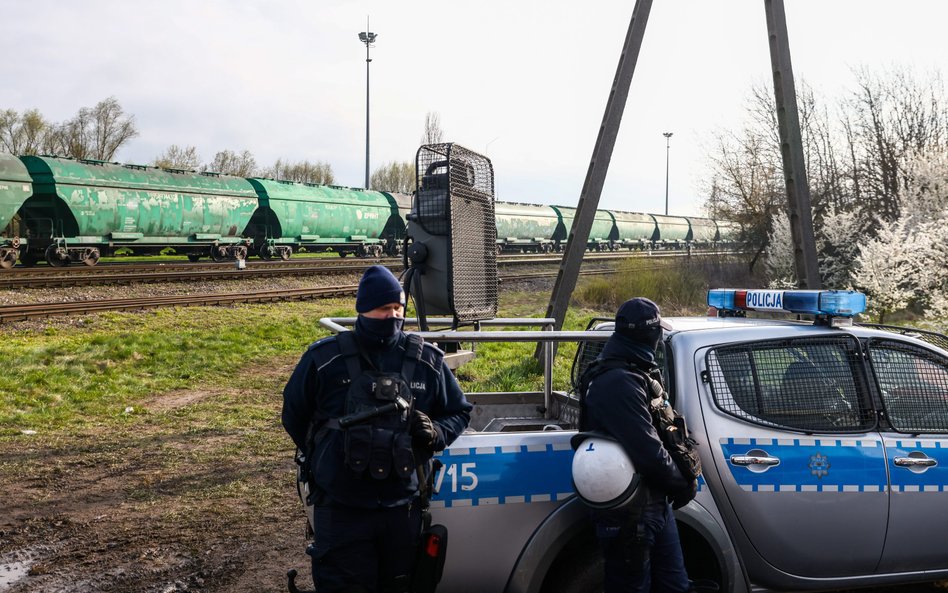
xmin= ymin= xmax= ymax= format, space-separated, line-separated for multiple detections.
xmin=764 ymin=0 xmax=821 ymax=289
xmin=663 ymin=131 xmax=673 ymax=215
xmin=537 ymin=0 xmax=653 ymax=359
xmin=358 ymin=19 xmax=377 ymax=189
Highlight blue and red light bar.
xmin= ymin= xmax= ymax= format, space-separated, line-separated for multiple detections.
xmin=707 ymin=289 xmax=867 ymax=317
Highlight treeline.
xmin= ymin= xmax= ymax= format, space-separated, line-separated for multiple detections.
xmin=0 ymin=97 xmax=137 ymax=162
xmin=705 ymin=66 xmax=948 ymax=321
xmin=1 ymin=98 xmax=445 ymax=193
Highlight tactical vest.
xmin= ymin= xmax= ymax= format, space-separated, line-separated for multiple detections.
xmin=306 ymin=331 xmax=426 ymax=507
xmin=336 ymin=331 xmax=423 ymax=481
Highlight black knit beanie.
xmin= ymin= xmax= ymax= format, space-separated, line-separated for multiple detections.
xmin=355 ymin=265 xmax=405 ymax=313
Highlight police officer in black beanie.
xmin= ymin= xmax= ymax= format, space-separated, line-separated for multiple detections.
xmin=584 ymin=297 xmax=694 ymax=593
xmin=283 ymin=265 xmax=472 ymax=593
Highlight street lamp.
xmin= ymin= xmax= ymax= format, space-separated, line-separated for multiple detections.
xmin=358 ymin=21 xmax=377 ymax=189
xmin=663 ymin=131 xmax=673 ymax=216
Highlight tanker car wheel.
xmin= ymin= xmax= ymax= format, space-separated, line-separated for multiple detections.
xmin=46 ymin=245 xmax=69 ymax=267
xmin=279 ymin=247 xmax=292 ymax=261
xmin=83 ymin=249 xmax=100 ymax=266
xmin=0 ymin=249 xmax=16 ymax=269
xmin=210 ymin=247 xmax=227 ymax=263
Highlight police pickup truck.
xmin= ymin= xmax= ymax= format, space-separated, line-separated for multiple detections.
xmin=309 ymin=289 xmax=948 ymax=593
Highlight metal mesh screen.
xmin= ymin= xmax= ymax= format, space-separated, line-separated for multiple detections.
xmin=414 ymin=143 xmax=497 ymax=322
xmin=706 ymin=337 xmax=875 ymax=432
xmin=860 ymin=324 xmax=948 ymax=352
xmin=869 ymin=339 xmax=948 ymax=433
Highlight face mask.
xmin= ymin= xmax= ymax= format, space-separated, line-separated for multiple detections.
xmin=355 ymin=315 xmax=404 ymax=348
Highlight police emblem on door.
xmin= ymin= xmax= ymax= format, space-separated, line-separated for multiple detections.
xmin=809 ymin=453 xmax=830 ymax=478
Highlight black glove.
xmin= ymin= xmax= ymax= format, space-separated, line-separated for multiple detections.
xmin=671 ymin=479 xmax=698 ymax=510
xmin=410 ymin=410 xmax=444 ymax=452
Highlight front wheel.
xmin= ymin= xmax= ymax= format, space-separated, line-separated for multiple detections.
xmin=541 ymin=545 xmax=603 ymax=593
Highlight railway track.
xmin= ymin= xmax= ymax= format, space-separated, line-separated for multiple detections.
xmin=0 ymin=250 xmax=739 ymax=289
xmin=0 ymin=268 xmax=621 ymax=323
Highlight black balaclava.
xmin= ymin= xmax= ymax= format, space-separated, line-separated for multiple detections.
xmin=355 ymin=315 xmax=404 ymax=350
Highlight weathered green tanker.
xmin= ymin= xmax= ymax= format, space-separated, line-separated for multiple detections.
xmin=18 ymin=156 xmax=258 ymax=265
xmin=494 ymin=202 xmax=562 ymax=253
xmin=553 ymin=205 xmax=618 ymax=251
xmin=245 ymin=179 xmax=406 ymax=259
xmin=0 ymin=154 xmax=33 ymax=268
xmin=611 ymin=210 xmax=657 ymax=249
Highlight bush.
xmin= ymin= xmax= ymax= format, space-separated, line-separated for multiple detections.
xmin=574 ymin=257 xmax=760 ymax=315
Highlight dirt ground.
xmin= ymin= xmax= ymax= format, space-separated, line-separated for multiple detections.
xmin=0 ymin=362 xmax=313 ymax=593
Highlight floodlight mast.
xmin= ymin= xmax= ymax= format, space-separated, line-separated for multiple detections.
xmin=663 ymin=131 xmax=673 ymax=215
xmin=358 ymin=20 xmax=377 ymax=190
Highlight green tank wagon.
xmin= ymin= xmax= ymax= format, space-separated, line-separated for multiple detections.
xmin=552 ymin=205 xmax=618 ymax=251
xmin=245 ymin=179 xmax=397 ymax=259
xmin=494 ymin=201 xmax=560 ymax=253
xmin=17 ymin=156 xmax=258 ymax=266
xmin=609 ymin=210 xmax=658 ymax=250
xmin=686 ymin=216 xmax=718 ymax=246
xmin=652 ymin=214 xmax=691 ymax=248
xmin=0 ymin=153 xmax=33 ymax=268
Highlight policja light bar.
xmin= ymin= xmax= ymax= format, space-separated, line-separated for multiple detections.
xmin=707 ymin=289 xmax=867 ymax=317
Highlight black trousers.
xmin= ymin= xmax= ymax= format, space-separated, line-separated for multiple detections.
xmin=311 ymin=503 xmax=422 ymax=593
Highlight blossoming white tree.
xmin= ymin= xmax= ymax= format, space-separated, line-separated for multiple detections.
xmin=765 ymin=212 xmax=797 ymax=289
xmin=852 ymin=150 xmax=948 ymax=321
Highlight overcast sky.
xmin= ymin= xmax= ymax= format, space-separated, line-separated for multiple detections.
xmin=2 ymin=1 xmax=946 ymax=215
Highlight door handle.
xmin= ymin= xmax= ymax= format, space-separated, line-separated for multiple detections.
xmin=730 ymin=454 xmax=780 ymax=467
xmin=894 ymin=456 xmax=937 ymax=468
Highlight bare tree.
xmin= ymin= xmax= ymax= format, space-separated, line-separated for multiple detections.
xmin=262 ymin=158 xmax=334 ymax=184
xmin=0 ymin=108 xmax=51 ymax=155
xmin=50 ymin=97 xmax=138 ymax=161
xmin=421 ymin=111 xmax=444 ymax=145
xmin=154 ymin=145 xmax=201 ymax=170
xmin=370 ymin=161 xmax=415 ymax=193
xmin=703 ymin=122 xmax=785 ymax=273
xmin=206 ymin=149 xmax=257 ymax=177
xmin=89 ymin=97 xmax=138 ymax=161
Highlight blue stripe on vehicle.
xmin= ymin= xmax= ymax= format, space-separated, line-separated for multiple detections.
xmin=431 ymin=443 xmax=574 ymax=508
xmin=720 ymin=437 xmax=888 ymax=492
xmin=430 ymin=442 xmax=707 ymax=508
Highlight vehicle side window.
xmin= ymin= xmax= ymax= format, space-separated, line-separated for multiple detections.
xmin=868 ymin=339 xmax=948 ymax=433
xmin=706 ymin=336 xmax=875 ymax=432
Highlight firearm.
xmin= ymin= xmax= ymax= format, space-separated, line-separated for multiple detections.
xmin=338 ymin=395 xmax=411 ymax=429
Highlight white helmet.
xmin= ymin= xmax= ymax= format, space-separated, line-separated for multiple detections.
xmin=570 ymin=432 xmax=643 ymax=509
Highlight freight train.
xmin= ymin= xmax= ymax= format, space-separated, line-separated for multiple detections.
xmin=0 ymin=153 xmax=739 ymax=268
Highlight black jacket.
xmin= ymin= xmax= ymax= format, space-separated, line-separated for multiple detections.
xmin=282 ymin=330 xmax=472 ymax=508
xmin=584 ymin=332 xmax=688 ymax=500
